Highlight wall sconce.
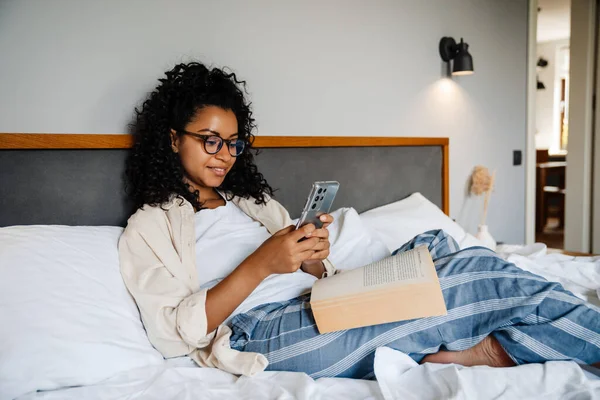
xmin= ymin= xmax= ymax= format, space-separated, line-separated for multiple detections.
xmin=536 ymin=57 xmax=548 ymax=90
xmin=439 ymin=37 xmax=474 ymax=76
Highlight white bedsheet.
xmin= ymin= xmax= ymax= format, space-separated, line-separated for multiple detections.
xmin=375 ymin=348 xmax=600 ymax=400
xmin=18 ymin=243 xmax=600 ymax=400
xmin=17 ymin=357 xmax=383 ymax=400
xmin=496 ymin=243 xmax=600 ymax=307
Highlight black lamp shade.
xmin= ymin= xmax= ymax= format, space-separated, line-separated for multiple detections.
xmin=439 ymin=37 xmax=474 ymax=76
xmin=537 ymin=80 xmax=546 ymax=90
xmin=452 ymin=40 xmax=474 ymax=75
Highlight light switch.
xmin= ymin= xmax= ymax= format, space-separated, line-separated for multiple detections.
xmin=513 ymin=150 xmax=522 ymax=166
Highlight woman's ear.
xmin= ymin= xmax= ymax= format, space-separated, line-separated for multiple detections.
xmin=170 ymin=129 xmax=180 ymax=153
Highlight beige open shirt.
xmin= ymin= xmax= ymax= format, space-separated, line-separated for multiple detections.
xmin=118 ymin=194 xmax=336 ymax=376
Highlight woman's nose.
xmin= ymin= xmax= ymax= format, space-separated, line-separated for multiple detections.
xmin=215 ymin=143 xmax=232 ymax=161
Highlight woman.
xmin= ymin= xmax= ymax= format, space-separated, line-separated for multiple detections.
xmin=119 ymin=62 xmax=600 ymax=379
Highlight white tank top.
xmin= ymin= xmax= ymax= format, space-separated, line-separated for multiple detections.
xmin=194 ymin=200 xmax=316 ymax=325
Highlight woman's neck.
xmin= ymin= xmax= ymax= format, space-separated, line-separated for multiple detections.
xmin=198 ymin=188 xmax=225 ymax=210
xmin=200 ymin=188 xmax=222 ymax=201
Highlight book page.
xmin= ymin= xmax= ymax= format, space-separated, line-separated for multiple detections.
xmin=311 ymin=245 xmax=434 ymax=302
xmin=364 ymin=250 xmax=427 ymax=286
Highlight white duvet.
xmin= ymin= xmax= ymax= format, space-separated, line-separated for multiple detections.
xmin=19 ymin=242 xmax=600 ymax=400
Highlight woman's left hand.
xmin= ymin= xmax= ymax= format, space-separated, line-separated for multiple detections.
xmin=301 ymin=214 xmax=333 ymax=277
xmin=318 ymin=213 xmax=334 ymax=230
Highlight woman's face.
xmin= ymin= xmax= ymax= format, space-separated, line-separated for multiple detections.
xmin=170 ymin=106 xmax=239 ymax=198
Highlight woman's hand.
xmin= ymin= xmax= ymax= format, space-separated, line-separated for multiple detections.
xmin=301 ymin=214 xmax=334 ymax=278
xmin=304 ymin=215 xmax=332 ymax=261
xmin=247 ymin=224 xmax=321 ymax=278
xmin=318 ymin=213 xmax=334 ymax=230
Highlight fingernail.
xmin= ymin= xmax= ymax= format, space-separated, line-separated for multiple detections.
xmin=320 ymin=215 xmax=327 ymax=221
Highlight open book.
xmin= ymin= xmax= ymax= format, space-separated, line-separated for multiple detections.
xmin=310 ymin=245 xmax=447 ymax=333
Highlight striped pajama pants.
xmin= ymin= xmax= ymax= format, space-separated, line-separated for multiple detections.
xmin=229 ymin=230 xmax=600 ymax=379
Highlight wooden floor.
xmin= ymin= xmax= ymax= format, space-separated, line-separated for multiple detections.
xmin=537 ymin=218 xmax=595 ymax=256
xmin=535 ymin=217 xmax=564 ymax=249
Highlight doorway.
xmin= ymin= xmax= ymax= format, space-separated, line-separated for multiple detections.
xmin=533 ymin=0 xmax=570 ymax=250
xmin=528 ymin=0 xmax=598 ymax=253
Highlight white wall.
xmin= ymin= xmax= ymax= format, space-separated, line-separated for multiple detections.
xmin=535 ymin=39 xmax=569 ymax=152
xmin=0 ymin=0 xmax=528 ymax=243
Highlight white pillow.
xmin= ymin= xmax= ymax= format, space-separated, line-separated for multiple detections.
xmin=327 ymin=208 xmax=391 ymax=270
xmin=0 ymin=226 xmax=163 ymax=400
xmin=359 ymin=193 xmax=483 ymax=253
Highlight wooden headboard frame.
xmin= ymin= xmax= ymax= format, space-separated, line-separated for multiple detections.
xmin=0 ymin=133 xmax=449 ymax=215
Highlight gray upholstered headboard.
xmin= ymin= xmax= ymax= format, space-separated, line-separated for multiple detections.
xmin=0 ymin=134 xmax=448 ymax=227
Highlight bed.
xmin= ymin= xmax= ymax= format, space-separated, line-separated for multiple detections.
xmin=1 ymin=133 xmax=599 ymax=400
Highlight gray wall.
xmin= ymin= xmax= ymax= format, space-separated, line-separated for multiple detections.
xmin=0 ymin=0 xmax=528 ymax=243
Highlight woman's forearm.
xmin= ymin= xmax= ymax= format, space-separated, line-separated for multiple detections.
xmin=204 ymin=258 xmax=268 ymax=333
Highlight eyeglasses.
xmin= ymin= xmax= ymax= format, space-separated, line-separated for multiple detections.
xmin=177 ymin=130 xmax=246 ymax=157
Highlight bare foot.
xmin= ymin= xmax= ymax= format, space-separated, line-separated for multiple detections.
xmin=421 ymin=336 xmax=515 ymax=367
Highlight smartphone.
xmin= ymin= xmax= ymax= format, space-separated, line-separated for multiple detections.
xmin=295 ymin=181 xmax=340 ymax=230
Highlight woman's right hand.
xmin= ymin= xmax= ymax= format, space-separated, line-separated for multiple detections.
xmin=249 ymin=224 xmax=321 ymax=278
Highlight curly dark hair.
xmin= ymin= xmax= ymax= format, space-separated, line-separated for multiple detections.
xmin=125 ymin=62 xmax=273 ymax=211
